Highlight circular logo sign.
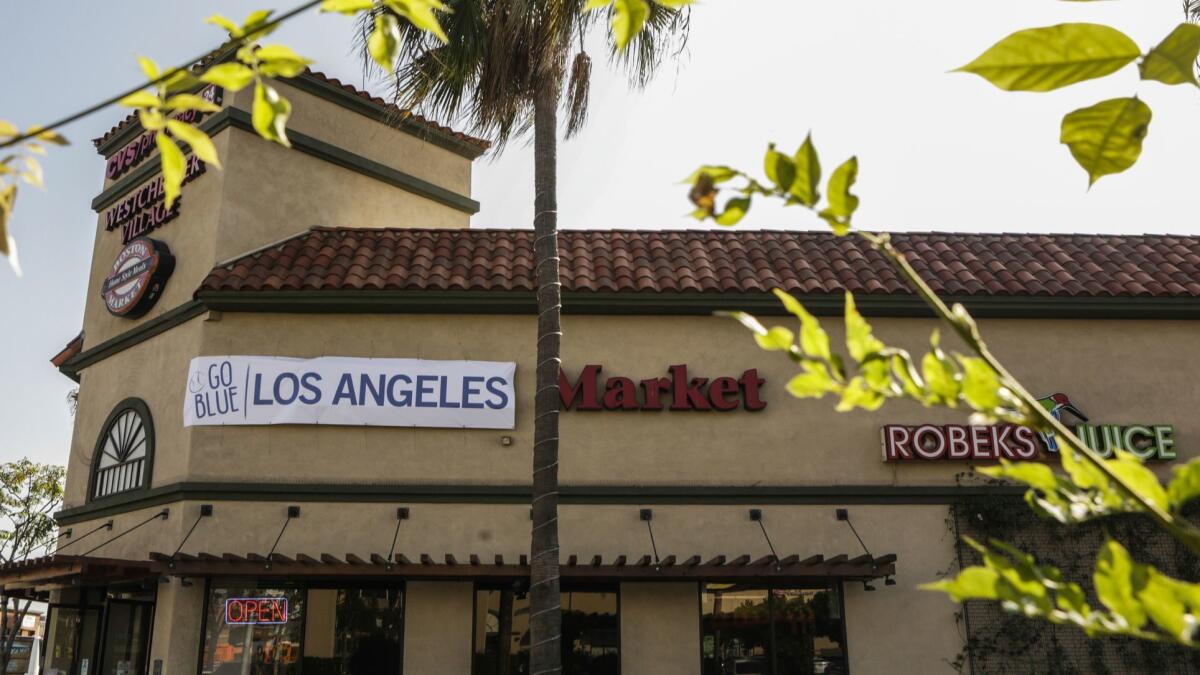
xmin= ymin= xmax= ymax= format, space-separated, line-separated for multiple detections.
xmin=101 ymin=238 xmax=175 ymax=318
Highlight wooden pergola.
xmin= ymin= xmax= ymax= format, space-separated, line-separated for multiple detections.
xmin=0 ymin=551 xmax=896 ymax=594
xmin=0 ymin=554 xmax=157 ymax=598
xmin=149 ymin=551 xmax=896 ymax=583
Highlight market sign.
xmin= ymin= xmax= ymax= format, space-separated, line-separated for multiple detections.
xmin=559 ymin=364 xmax=766 ymax=411
xmin=882 ymin=393 xmax=1176 ymax=462
xmin=225 ymin=597 xmax=287 ymax=625
xmin=103 ymin=155 xmax=205 ymax=244
xmin=101 ymin=238 xmax=175 ymax=318
xmin=184 ymin=356 xmax=517 ymax=429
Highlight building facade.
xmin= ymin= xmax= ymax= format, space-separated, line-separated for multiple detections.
xmin=10 ymin=69 xmax=1200 ymax=675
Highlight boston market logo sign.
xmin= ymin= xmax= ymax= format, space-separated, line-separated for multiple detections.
xmin=101 ymin=238 xmax=175 ymax=318
xmin=882 ymin=393 xmax=1176 ymax=462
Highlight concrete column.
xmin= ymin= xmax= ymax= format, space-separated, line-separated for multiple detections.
xmin=149 ymin=578 xmax=206 ymax=675
xmin=403 ymin=581 xmax=473 ymax=675
xmin=620 ymin=582 xmax=700 ymax=675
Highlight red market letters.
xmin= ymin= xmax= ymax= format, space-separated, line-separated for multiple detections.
xmin=559 ymin=364 xmax=766 ymax=412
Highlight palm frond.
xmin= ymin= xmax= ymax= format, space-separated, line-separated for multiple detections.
xmin=564 ymin=50 xmax=592 ymax=138
xmin=350 ymin=0 xmax=689 ymax=149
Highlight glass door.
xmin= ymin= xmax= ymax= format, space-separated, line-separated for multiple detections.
xmin=98 ymin=601 xmax=153 ymax=675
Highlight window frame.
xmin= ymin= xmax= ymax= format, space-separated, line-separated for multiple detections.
xmin=471 ymin=582 xmax=622 ymax=675
xmin=88 ymin=397 xmax=156 ymax=503
xmin=698 ymin=581 xmax=849 ymax=675
xmin=195 ymin=579 xmax=408 ymax=675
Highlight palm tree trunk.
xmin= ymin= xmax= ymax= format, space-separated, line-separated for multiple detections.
xmin=529 ymin=79 xmax=563 ymax=675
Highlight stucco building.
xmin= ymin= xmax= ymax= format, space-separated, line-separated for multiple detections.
xmin=7 ymin=69 xmax=1200 ymax=675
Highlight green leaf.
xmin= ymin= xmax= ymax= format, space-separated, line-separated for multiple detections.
xmin=368 ymin=13 xmax=402 ymax=71
xmin=836 ymin=376 xmax=885 ymax=412
xmin=252 ymin=82 xmax=293 ymax=147
xmin=320 ymin=0 xmax=375 ymax=14
xmin=773 ymin=289 xmax=832 ymax=362
xmin=843 ymin=291 xmax=882 ymax=362
xmin=714 ymin=197 xmax=750 ymax=226
xmin=138 ymin=109 xmax=166 ymax=132
xmin=1134 ymin=569 xmax=1193 ymax=642
xmin=384 ymin=0 xmax=449 ymax=43
xmin=163 ymin=94 xmax=221 ymax=113
xmin=18 ymin=156 xmax=41 ymax=188
xmin=201 ymin=63 xmax=256 ymax=91
xmin=754 ymin=326 xmax=794 ymax=352
xmin=786 ymin=362 xmax=839 ymax=399
xmin=790 ymin=133 xmax=820 ymax=207
xmin=921 ymin=566 xmax=1001 ymax=602
xmin=136 ymin=55 xmax=160 ymax=80
xmin=30 ymin=127 xmax=68 ymax=146
xmin=1140 ymin=23 xmax=1200 ymax=87
xmin=156 ymin=131 xmax=186 ymax=210
xmin=723 ymin=310 xmax=768 ymax=338
xmin=958 ymin=356 xmax=1001 ymax=412
xmin=922 ymin=332 xmax=960 ymax=405
xmin=1094 ymin=539 xmax=1147 ymax=630
xmin=255 ymin=44 xmax=313 ymax=78
xmin=1167 ymin=460 xmax=1200 ymax=511
xmin=166 ymin=121 xmax=221 ymax=169
xmin=206 ymin=13 xmax=243 ymax=37
xmin=1060 ymin=97 xmax=1151 ymax=186
xmin=654 ymin=0 xmax=695 ymax=6
xmin=0 ymin=183 xmax=20 ymax=276
xmin=240 ymin=9 xmax=276 ymax=39
xmin=979 ymin=459 xmax=1059 ymax=493
xmin=118 ymin=91 xmax=161 ymax=109
xmin=682 ymin=165 xmax=740 ymax=185
xmin=818 ymin=157 xmax=858 ymax=235
xmin=161 ymin=68 xmax=201 ymax=94
xmin=891 ymin=353 xmax=924 ymax=398
xmin=955 ymin=23 xmax=1141 ymax=92
xmin=763 ymin=143 xmax=796 ymax=193
xmin=611 ymin=0 xmax=650 ymax=50
xmin=1107 ymin=451 xmax=1169 ymax=512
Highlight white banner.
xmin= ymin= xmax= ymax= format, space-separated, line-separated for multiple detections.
xmin=184 ymin=355 xmax=516 ymax=429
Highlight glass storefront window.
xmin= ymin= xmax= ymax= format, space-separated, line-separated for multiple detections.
xmin=701 ymin=584 xmax=846 ymax=675
xmin=43 ymin=606 xmax=100 ymax=675
xmin=302 ymin=587 xmax=404 ymax=675
xmin=200 ymin=586 xmax=304 ymax=675
xmin=473 ymin=587 xmax=620 ymax=675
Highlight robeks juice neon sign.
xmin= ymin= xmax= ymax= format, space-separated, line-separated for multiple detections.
xmin=225 ymin=597 xmax=288 ymax=625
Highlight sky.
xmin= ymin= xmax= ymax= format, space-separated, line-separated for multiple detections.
xmin=1 ymin=0 xmax=1197 ymax=467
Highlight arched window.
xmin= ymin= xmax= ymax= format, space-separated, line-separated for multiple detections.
xmin=90 ymin=398 xmax=154 ymax=501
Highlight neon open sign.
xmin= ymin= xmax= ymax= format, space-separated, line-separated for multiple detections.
xmin=225 ymin=597 xmax=288 ymax=625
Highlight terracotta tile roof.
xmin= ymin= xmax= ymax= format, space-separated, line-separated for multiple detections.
xmin=92 ymin=69 xmax=488 ymax=152
xmin=198 ymin=227 xmax=1200 ymax=298
xmin=50 ymin=332 xmax=84 ymax=368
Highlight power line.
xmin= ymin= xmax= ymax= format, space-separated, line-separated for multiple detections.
xmin=0 ymin=0 xmax=323 ymax=149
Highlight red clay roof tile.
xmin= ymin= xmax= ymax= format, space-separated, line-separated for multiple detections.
xmin=197 ymin=227 xmax=1200 ymax=300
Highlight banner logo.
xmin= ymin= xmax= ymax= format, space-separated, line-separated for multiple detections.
xmin=184 ymin=355 xmax=517 ymax=429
